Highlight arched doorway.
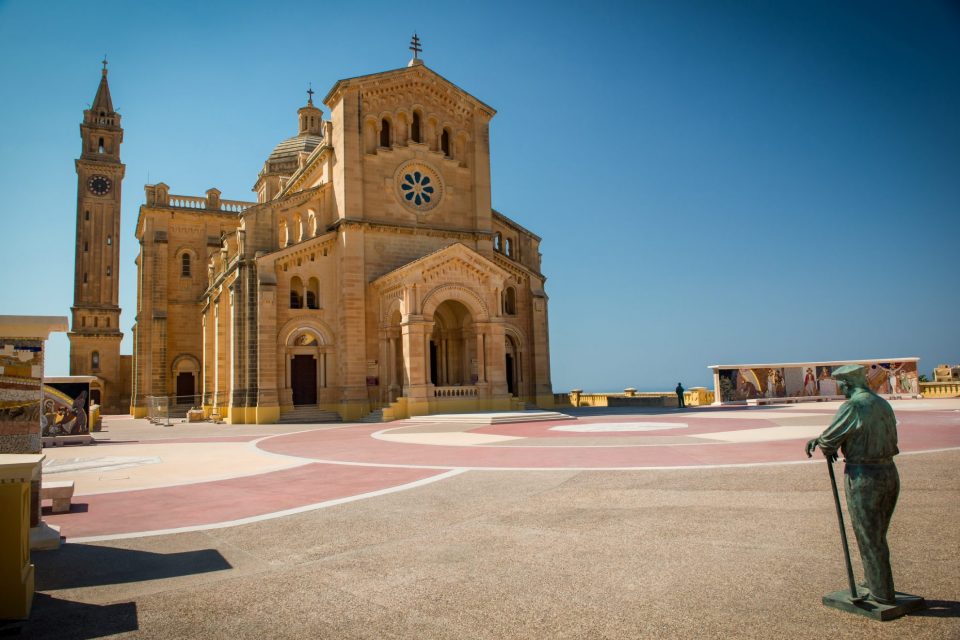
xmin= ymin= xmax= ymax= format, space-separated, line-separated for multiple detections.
xmin=278 ymin=319 xmax=334 ymax=410
xmin=430 ymin=300 xmax=476 ymax=387
xmin=172 ymin=354 xmax=200 ymax=406
xmin=505 ymin=335 xmax=518 ymax=396
xmin=290 ymin=333 xmax=319 ymax=406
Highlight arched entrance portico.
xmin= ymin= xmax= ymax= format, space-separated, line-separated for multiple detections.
xmin=370 ymin=244 xmax=520 ymax=418
xmin=430 ymin=299 xmax=476 ymax=388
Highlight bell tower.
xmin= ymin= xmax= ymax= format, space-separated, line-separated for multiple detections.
xmin=68 ymin=58 xmax=126 ymax=412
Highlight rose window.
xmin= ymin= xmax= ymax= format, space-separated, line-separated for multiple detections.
xmin=394 ymin=161 xmax=443 ymax=213
xmin=400 ymin=171 xmax=435 ymax=206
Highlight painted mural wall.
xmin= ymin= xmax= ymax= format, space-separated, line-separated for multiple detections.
xmin=41 ymin=382 xmax=90 ymax=437
xmin=0 ymin=339 xmax=44 ymax=453
xmin=718 ymin=361 xmax=918 ymax=403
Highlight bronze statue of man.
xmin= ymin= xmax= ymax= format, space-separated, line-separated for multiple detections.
xmin=805 ymin=364 xmax=900 ymax=604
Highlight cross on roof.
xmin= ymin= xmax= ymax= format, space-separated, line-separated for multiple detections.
xmin=102 ymin=55 xmax=108 ymax=75
xmin=307 ymin=83 xmax=314 ymax=105
xmin=409 ymin=33 xmax=422 ymax=59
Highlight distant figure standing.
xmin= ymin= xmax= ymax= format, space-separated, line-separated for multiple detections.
xmin=675 ymin=382 xmax=685 ymax=409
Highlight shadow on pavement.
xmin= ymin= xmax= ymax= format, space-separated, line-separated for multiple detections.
xmin=34 ymin=544 xmax=232 ymax=590
xmin=20 ymin=595 xmax=137 ymax=639
xmin=911 ymin=599 xmax=960 ymax=618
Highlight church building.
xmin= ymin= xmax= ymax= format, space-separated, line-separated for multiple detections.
xmin=128 ymin=47 xmax=553 ymax=423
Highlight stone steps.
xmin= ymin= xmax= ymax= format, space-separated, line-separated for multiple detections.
xmin=359 ymin=409 xmax=385 ymax=423
xmin=277 ymin=407 xmax=342 ymax=424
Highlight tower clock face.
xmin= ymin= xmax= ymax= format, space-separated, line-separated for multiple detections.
xmin=87 ymin=175 xmax=112 ymax=196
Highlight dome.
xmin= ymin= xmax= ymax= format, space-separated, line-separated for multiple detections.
xmin=268 ymin=133 xmax=323 ymax=163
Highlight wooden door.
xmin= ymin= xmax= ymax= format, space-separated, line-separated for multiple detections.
xmin=292 ymin=355 xmax=318 ymax=405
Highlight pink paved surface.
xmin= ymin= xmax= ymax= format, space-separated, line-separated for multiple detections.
xmin=44 ymin=463 xmax=443 ymax=539
xmin=44 ymin=408 xmax=960 ymax=539
xmin=257 ymin=412 xmax=960 ymax=469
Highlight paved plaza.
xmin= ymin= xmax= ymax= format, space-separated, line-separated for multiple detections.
xmin=20 ymin=400 xmax=960 ymax=638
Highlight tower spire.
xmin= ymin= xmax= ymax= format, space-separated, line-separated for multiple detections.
xmin=91 ymin=58 xmax=115 ymax=115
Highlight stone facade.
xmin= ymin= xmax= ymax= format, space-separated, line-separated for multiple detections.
xmin=131 ymin=58 xmax=553 ymax=422
xmin=67 ymin=63 xmax=130 ymax=414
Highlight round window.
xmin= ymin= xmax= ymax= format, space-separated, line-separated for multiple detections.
xmin=394 ymin=161 xmax=443 ymax=213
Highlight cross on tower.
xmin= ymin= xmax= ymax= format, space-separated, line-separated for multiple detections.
xmin=307 ymin=83 xmax=314 ymax=105
xmin=102 ymin=55 xmax=108 ymax=75
xmin=409 ymin=33 xmax=422 ymax=59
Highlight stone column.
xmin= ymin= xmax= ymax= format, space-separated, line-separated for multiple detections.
xmin=401 ymin=317 xmax=431 ymax=416
xmin=255 ymin=275 xmax=279 ymax=424
xmin=481 ymin=320 xmax=509 ymax=408
xmin=388 ymin=337 xmax=397 ymax=387
xmin=530 ymin=290 xmax=554 ymax=408
xmin=476 ymin=333 xmax=486 ymax=383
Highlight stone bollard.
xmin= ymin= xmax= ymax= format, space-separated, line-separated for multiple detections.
xmin=570 ymin=389 xmax=582 ymax=407
xmin=624 ymin=388 xmax=636 ymax=397
xmin=0 ymin=454 xmax=44 ymax=619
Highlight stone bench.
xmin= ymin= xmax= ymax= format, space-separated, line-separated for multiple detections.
xmin=41 ymin=480 xmax=75 ymax=513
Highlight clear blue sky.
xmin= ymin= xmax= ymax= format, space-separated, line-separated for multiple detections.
xmin=1 ymin=0 xmax=958 ymax=392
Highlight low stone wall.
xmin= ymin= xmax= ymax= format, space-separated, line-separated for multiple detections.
xmin=557 ymin=387 xmax=715 ymax=408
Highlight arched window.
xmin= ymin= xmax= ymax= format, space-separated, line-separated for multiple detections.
xmin=504 ymin=287 xmax=517 ymax=315
xmin=83 ymin=273 xmax=88 ymax=284
xmin=412 ymin=112 xmax=422 ymax=143
xmin=306 ymin=277 xmax=320 ymax=309
xmin=290 ymin=276 xmax=304 ymax=309
xmin=91 ymin=351 xmax=100 ymax=370
xmin=98 ymin=137 xmax=105 ymax=153
xmin=85 ymin=211 xmax=90 ymax=221
xmin=279 ymin=219 xmax=289 ymax=247
xmin=505 ymin=238 xmax=513 ymax=258
xmin=380 ymin=118 xmax=391 ymax=147
xmin=364 ymin=119 xmax=377 ymax=154
xmin=293 ymin=214 xmax=303 ymax=242
xmin=106 ymin=266 xmax=111 ymax=277
xmin=84 ymin=241 xmax=89 ymax=252
xmin=106 ymin=235 xmax=112 ymax=246
xmin=441 ymin=128 xmax=451 ymax=157
xmin=307 ymin=211 xmax=317 ymax=237
xmin=494 ymin=233 xmax=502 ymax=253
xmin=181 ymin=253 xmax=191 ymax=277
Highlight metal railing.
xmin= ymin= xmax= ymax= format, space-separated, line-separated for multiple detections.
xmin=146 ymin=394 xmax=202 ymax=425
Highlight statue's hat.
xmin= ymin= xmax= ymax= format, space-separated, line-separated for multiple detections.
xmin=831 ymin=364 xmax=867 ymax=385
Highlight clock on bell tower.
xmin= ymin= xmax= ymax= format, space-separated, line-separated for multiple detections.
xmin=68 ymin=58 xmax=127 ymax=412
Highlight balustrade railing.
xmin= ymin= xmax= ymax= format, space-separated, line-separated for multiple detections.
xmin=920 ymin=382 xmax=960 ymax=398
xmin=168 ymin=195 xmax=207 ymax=209
xmin=221 ymin=199 xmax=254 ymax=212
xmin=167 ymin=194 xmax=256 ymax=213
xmin=433 ymin=385 xmax=478 ymax=398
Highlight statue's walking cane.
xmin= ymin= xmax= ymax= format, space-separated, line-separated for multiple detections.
xmin=826 ymin=456 xmax=863 ymax=602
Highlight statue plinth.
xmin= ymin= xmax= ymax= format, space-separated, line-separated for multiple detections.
xmin=822 ymin=589 xmax=926 ymax=621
